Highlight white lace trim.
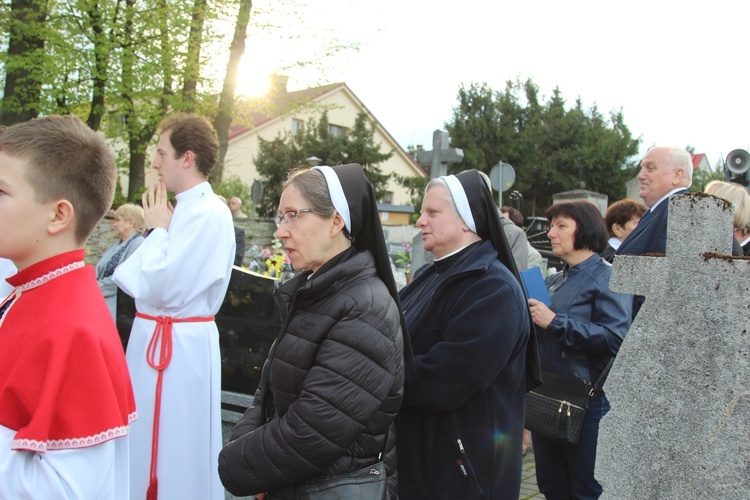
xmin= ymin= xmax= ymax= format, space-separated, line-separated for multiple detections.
xmin=12 ymin=411 xmax=138 ymax=452
xmin=16 ymin=260 xmax=85 ymax=293
xmin=0 ymin=260 xmax=86 ymax=330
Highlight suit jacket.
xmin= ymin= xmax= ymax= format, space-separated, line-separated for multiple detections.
xmin=615 ymin=189 xmax=688 ymax=318
xmin=615 ymin=189 xmax=688 ymax=257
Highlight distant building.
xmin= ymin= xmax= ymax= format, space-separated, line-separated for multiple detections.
xmin=378 ymin=204 xmax=415 ymax=226
xmin=118 ymin=75 xmax=426 ymax=209
xmin=552 ymin=189 xmax=608 ymax=217
xmin=224 ymin=75 xmax=426 ymax=206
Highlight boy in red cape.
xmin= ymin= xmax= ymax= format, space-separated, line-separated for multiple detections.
xmin=0 ymin=115 xmax=136 ymax=498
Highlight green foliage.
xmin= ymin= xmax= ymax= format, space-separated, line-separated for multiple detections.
xmin=690 ymin=162 xmax=726 ymax=193
xmin=445 ymin=79 xmax=641 ymax=216
xmin=393 ymin=172 xmax=428 ymax=212
xmin=255 ymin=134 xmax=306 ymax=217
xmin=253 ymin=110 xmax=394 ymax=216
xmin=344 ymin=112 xmax=393 ymax=198
xmin=112 ymin=176 xmax=128 ymax=207
xmin=214 ymin=174 xmax=253 ymax=209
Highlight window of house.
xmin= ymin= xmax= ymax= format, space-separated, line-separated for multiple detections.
xmin=381 ymin=191 xmax=393 ymax=204
xmin=328 ymin=124 xmax=347 ymax=138
xmin=291 ymin=118 xmax=304 ymax=136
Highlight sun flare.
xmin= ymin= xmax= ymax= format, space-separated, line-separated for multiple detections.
xmin=234 ymin=66 xmax=271 ymax=98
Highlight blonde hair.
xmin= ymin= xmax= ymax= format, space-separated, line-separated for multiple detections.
xmin=115 ymin=203 xmax=146 ymax=232
xmin=705 ymin=181 xmax=750 ymax=231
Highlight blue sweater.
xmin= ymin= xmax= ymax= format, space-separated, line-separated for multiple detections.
xmin=541 ymin=253 xmax=632 ymax=384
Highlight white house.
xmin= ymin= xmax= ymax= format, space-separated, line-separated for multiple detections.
xmin=223 ymin=75 xmax=426 ymax=205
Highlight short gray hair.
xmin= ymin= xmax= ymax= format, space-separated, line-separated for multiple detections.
xmin=666 ymin=147 xmax=693 ymax=184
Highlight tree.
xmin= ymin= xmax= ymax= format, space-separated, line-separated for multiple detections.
xmin=253 ymin=110 xmax=394 ymax=216
xmin=0 ymin=0 xmax=49 ymax=125
xmin=214 ymin=174 xmax=252 ymax=209
xmin=211 ymin=0 xmax=253 ymax=186
xmin=446 ymin=78 xmax=641 ymax=215
xmin=254 ymin=134 xmax=305 ymax=217
xmin=1 ymin=0 xmax=364 ymax=202
xmin=344 ymin=112 xmax=393 ymax=198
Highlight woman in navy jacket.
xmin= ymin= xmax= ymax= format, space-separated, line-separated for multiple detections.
xmin=527 ymin=201 xmax=632 ymax=499
xmin=397 ymin=170 xmax=539 ymax=499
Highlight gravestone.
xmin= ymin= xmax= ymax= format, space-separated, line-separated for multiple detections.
xmin=596 ymin=194 xmax=750 ymax=498
xmin=416 ymin=129 xmax=464 ymax=178
xmin=552 ymin=189 xmax=608 ymax=217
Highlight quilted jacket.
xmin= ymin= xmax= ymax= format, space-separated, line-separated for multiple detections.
xmin=218 ymin=248 xmax=404 ymax=499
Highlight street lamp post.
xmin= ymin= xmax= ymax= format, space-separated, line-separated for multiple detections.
xmin=306 ymin=156 xmax=322 ymax=167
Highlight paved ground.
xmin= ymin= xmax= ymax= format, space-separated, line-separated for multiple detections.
xmin=519 ymin=448 xmax=543 ymax=499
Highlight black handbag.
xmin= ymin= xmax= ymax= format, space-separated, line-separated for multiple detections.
xmin=295 ymin=461 xmax=386 ymax=499
xmin=296 ymin=430 xmax=389 ymax=499
xmin=525 ymin=359 xmax=613 ymax=445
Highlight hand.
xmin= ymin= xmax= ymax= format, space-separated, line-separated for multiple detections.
xmin=528 ymin=298 xmax=556 ymax=329
xmin=142 ymin=181 xmax=173 ymax=231
xmin=254 ymin=493 xmax=268 ymax=500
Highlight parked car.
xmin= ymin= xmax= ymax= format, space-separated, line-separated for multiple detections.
xmin=525 ymin=216 xmax=550 ymax=237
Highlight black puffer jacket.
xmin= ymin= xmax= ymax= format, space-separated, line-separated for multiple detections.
xmin=219 ymin=248 xmax=404 ymax=499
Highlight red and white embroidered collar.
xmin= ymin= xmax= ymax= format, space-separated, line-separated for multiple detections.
xmin=0 ymin=249 xmax=137 ymax=452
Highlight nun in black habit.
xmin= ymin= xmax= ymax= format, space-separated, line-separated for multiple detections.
xmin=219 ymin=164 xmax=407 ymax=499
xmin=396 ymin=169 xmax=540 ymax=499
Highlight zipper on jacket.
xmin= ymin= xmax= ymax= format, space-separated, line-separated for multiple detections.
xmin=456 ymin=439 xmax=468 ymax=477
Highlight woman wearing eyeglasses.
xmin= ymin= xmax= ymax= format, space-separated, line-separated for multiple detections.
xmin=219 ymin=164 xmax=408 ymax=500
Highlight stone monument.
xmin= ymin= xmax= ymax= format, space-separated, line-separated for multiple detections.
xmin=552 ymin=189 xmax=608 ymax=217
xmin=596 ymin=193 xmax=750 ymax=497
xmin=416 ymin=129 xmax=464 ymax=179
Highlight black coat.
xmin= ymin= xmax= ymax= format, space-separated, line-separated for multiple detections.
xmin=218 ymin=249 xmax=404 ymax=499
xmin=396 ymin=241 xmax=529 ymax=499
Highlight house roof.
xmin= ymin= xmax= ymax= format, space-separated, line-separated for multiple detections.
xmin=227 ymin=77 xmax=426 ymax=177
xmin=229 ymin=82 xmax=343 ymax=140
xmin=691 ymin=153 xmax=706 ymax=169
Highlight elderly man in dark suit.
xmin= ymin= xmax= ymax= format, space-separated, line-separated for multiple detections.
xmin=615 ymin=146 xmax=692 ymax=315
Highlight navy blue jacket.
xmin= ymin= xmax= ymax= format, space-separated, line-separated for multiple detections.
xmin=396 ymin=240 xmax=529 ymax=499
xmin=615 ymin=189 xmax=688 ymax=258
xmin=540 ymin=254 xmax=632 ymax=385
xmin=615 ymin=189 xmax=687 ymax=316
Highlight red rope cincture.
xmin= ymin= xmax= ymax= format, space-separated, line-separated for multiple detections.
xmin=135 ymin=312 xmax=214 ymax=500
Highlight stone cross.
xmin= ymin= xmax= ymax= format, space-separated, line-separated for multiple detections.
xmin=596 ymin=194 xmax=750 ymax=498
xmin=416 ymin=129 xmax=464 ymax=178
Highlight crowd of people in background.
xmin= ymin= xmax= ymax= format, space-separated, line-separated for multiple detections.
xmin=1 ymin=113 xmax=748 ymax=500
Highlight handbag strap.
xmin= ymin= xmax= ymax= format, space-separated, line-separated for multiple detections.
xmin=592 ymin=357 xmax=615 ymax=393
xmin=562 ymin=351 xmax=614 ymax=395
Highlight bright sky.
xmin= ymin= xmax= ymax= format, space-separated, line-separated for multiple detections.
xmin=233 ymin=0 xmax=750 ymax=170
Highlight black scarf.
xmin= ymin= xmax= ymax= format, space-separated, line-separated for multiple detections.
xmin=453 ymin=169 xmax=542 ymax=391
xmin=322 ymin=164 xmax=413 ymax=361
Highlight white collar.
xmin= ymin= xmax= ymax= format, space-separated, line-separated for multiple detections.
xmin=649 ymin=187 xmax=688 ymax=212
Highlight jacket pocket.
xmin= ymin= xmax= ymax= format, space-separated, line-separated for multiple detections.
xmin=450 ymin=437 xmax=485 ymax=496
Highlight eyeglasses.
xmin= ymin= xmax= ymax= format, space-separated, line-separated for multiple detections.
xmin=275 ymin=208 xmax=314 ymax=228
